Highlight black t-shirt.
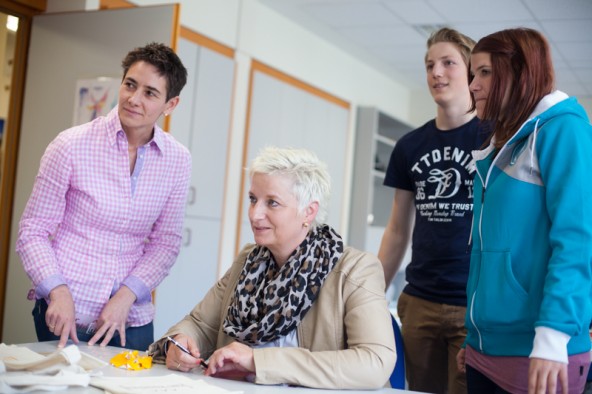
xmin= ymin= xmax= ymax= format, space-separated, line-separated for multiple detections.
xmin=384 ymin=117 xmax=489 ymax=305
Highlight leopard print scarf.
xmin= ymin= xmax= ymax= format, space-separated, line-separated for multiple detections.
xmin=223 ymin=224 xmax=344 ymax=345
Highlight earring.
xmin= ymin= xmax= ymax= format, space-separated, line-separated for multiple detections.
xmin=164 ymin=113 xmax=169 ymax=117
xmin=303 ymin=222 xmax=309 ymax=228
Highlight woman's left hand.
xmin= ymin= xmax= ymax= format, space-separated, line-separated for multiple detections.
xmin=204 ymin=342 xmax=255 ymax=380
xmin=88 ymin=286 xmax=136 ymax=347
xmin=528 ymin=357 xmax=568 ymax=394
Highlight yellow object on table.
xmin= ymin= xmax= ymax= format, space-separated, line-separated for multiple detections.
xmin=110 ymin=350 xmax=152 ymax=370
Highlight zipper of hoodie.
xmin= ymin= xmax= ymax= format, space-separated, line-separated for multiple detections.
xmin=480 ymin=185 xmax=486 ymax=251
xmin=469 ymin=292 xmax=483 ymax=352
xmin=469 ymin=161 xmax=488 ymax=352
xmin=466 ymin=160 xmax=485 ymax=253
xmin=475 ymin=185 xmax=485 ymax=352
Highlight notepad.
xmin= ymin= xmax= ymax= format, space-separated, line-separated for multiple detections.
xmin=91 ymin=374 xmax=244 ymax=394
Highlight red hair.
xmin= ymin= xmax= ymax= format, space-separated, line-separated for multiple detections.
xmin=470 ymin=28 xmax=555 ymax=148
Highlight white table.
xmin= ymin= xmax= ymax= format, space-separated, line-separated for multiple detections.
xmin=14 ymin=341 xmax=425 ymax=393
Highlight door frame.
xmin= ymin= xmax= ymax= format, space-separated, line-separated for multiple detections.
xmin=0 ymin=0 xmax=43 ymax=342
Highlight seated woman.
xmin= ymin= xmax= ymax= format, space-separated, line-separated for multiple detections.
xmin=148 ymin=146 xmax=396 ymax=389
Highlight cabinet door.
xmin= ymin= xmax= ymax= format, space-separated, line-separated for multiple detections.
xmin=153 ymin=217 xmax=221 ymax=337
xmin=155 ymin=40 xmax=234 ymax=337
xmin=171 ymin=41 xmax=234 ymax=219
xmin=187 ymin=47 xmax=234 ymax=219
xmin=169 ymin=38 xmax=198 ymax=150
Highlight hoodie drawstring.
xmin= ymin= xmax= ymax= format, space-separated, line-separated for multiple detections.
xmin=530 ymin=118 xmax=540 ymax=175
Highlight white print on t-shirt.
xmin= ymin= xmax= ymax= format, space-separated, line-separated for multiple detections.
xmin=410 ymin=146 xmax=473 ymax=174
xmin=427 ymin=168 xmax=460 ymax=199
xmin=411 ymin=146 xmax=476 ymax=223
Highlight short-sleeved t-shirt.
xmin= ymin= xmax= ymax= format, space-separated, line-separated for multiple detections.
xmin=384 ymin=117 xmax=488 ymax=305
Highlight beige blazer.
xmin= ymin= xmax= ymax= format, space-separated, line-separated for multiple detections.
xmin=148 ymin=244 xmax=396 ymax=389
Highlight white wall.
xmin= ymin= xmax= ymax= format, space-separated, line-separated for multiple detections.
xmin=580 ymin=97 xmax=592 ymax=118
xmin=409 ymin=88 xmax=435 ymax=127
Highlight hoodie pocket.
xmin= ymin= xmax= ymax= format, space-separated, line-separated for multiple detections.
xmin=472 ymin=250 xmax=530 ymax=331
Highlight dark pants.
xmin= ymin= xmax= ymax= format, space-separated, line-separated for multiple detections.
xmin=33 ymin=299 xmax=154 ymax=351
xmin=397 ymin=292 xmax=468 ymax=394
xmin=466 ymin=365 xmax=511 ymax=394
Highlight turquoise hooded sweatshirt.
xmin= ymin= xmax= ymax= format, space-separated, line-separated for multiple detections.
xmin=466 ymin=91 xmax=592 ymax=361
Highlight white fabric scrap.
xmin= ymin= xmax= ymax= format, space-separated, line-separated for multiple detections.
xmin=0 ymin=343 xmax=104 ymax=393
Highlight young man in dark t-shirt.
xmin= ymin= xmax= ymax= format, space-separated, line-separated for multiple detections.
xmin=378 ymin=28 xmax=489 ymax=394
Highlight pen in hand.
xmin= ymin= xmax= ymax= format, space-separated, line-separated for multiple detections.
xmin=167 ymin=336 xmax=208 ymax=369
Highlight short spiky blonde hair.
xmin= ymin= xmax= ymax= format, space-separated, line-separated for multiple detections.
xmin=248 ymin=146 xmax=330 ymax=227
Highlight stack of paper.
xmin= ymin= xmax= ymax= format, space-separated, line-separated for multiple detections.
xmin=0 ymin=343 xmax=106 ymax=392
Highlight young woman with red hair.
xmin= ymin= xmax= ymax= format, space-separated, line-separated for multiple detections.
xmin=457 ymin=27 xmax=592 ymax=394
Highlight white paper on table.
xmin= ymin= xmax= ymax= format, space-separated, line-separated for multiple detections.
xmin=91 ymin=374 xmax=244 ymax=394
xmin=0 ymin=343 xmax=107 ymax=392
xmin=0 ymin=343 xmax=107 ymax=373
xmin=0 ymin=344 xmax=46 ymax=372
xmin=0 ymin=369 xmax=90 ymax=392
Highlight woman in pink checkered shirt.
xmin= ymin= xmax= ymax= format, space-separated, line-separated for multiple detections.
xmin=16 ymin=42 xmax=192 ymax=351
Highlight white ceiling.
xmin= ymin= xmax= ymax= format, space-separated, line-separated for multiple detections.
xmin=261 ymin=0 xmax=592 ymax=99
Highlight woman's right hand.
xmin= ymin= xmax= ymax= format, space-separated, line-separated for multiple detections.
xmin=456 ymin=348 xmax=466 ymax=373
xmin=47 ymin=285 xmax=79 ymax=348
xmin=165 ymin=334 xmax=203 ymax=372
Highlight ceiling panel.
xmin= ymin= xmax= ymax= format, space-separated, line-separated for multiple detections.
xmin=303 ymin=3 xmax=403 ymax=27
xmin=428 ymin=0 xmax=533 ymax=23
xmin=522 ymin=0 xmax=592 ymax=20
xmin=260 ymin=0 xmax=592 ymax=98
xmin=338 ymin=25 xmax=425 ymax=47
xmin=382 ymin=1 xmax=445 ymax=25
xmin=541 ymin=20 xmax=592 ymax=42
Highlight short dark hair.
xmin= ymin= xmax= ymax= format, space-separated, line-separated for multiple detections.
xmin=121 ymin=42 xmax=187 ymax=101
